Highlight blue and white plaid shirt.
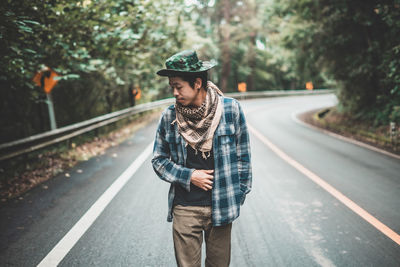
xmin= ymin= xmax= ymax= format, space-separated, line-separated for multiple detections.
xmin=152 ymin=96 xmax=252 ymax=226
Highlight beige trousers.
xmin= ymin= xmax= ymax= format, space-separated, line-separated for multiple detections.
xmin=172 ymin=205 xmax=232 ymax=267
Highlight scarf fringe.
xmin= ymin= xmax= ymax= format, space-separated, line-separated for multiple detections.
xmin=201 ymin=151 xmax=211 ymax=159
xmin=193 ymin=148 xmax=211 ymax=159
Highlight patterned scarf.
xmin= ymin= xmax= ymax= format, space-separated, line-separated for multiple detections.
xmin=174 ymin=81 xmax=223 ymax=159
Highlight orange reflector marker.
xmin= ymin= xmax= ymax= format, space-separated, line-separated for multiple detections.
xmin=306 ymin=81 xmax=314 ymax=90
xmin=135 ymin=87 xmax=141 ymax=100
xmin=238 ymin=82 xmax=247 ymax=92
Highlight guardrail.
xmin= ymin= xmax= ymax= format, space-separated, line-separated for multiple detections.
xmin=0 ymin=89 xmax=334 ymax=161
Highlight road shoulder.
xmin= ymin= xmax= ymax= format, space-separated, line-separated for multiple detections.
xmin=295 ymin=107 xmax=400 ymax=159
xmin=0 ymin=110 xmax=162 ymax=202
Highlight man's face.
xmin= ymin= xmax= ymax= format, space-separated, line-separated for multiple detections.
xmin=168 ymin=76 xmax=200 ymax=107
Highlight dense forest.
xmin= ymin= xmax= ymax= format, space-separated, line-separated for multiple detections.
xmin=1 ymin=0 xmax=399 ymax=143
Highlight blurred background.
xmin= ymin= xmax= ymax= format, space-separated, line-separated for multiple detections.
xmin=0 ymin=0 xmax=399 ymax=143
xmin=1 ymin=2 xmax=400 ymax=265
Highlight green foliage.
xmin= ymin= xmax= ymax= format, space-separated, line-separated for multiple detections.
xmin=1 ymin=0 xmax=398 ymax=144
xmin=276 ymin=0 xmax=400 ymax=125
xmin=0 ymin=0 xmax=186 ymax=142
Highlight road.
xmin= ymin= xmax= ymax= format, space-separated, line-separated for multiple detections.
xmin=0 ymin=94 xmax=399 ymax=266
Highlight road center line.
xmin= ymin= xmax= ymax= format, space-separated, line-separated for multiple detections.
xmin=247 ymin=123 xmax=400 ymax=246
xmin=37 ymin=142 xmax=154 ymax=267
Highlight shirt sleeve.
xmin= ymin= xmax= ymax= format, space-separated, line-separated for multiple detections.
xmin=151 ymin=112 xmax=194 ymax=192
xmin=234 ymin=100 xmax=252 ymax=202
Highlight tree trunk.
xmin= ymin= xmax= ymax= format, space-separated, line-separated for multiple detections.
xmin=219 ymin=0 xmax=231 ymax=93
xmin=246 ymin=32 xmax=257 ymax=91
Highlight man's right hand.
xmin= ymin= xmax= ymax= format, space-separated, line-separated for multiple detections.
xmin=190 ymin=170 xmax=214 ymax=191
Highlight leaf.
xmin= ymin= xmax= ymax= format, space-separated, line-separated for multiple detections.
xmin=54 ymin=74 xmax=80 ymax=80
xmin=23 ymin=49 xmax=36 ymax=54
xmin=18 ymin=25 xmax=33 ymax=33
xmin=22 ymin=20 xmax=40 ymax=25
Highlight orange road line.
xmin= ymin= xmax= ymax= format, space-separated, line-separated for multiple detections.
xmin=248 ymin=123 xmax=400 ymax=246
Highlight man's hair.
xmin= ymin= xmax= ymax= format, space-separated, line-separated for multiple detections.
xmin=177 ymin=71 xmax=208 ymax=90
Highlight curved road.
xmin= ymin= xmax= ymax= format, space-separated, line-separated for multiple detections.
xmin=0 ymin=94 xmax=399 ymax=266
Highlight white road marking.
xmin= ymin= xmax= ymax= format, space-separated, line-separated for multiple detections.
xmin=37 ymin=142 xmax=153 ymax=267
xmin=247 ymin=123 xmax=400 ymax=246
xmin=291 ymin=109 xmax=400 ymax=160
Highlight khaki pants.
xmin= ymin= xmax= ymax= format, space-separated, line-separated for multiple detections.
xmin=172 ymin=205 xmax=232 ymax=267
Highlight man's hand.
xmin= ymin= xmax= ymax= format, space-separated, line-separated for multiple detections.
xmin=190 ymin=170 xmax=214 ymax=191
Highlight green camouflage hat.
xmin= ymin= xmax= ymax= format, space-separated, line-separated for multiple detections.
xmin=157 ymin=50 xmax=217 ymax=76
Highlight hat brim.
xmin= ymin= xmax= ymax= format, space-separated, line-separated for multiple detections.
xmin=156 ymin=60 xmax=217 ymax=77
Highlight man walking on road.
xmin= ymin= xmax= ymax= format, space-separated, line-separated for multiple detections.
xmin=152 ymin=50 xmax=252 ymax=267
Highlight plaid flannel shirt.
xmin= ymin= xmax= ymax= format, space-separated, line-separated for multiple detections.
xmin=151 ymin=96 xmax=252 ymax=226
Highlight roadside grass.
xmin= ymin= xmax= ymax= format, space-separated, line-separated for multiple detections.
xmin=0 ymin=110 xmax=162 ymax=202
xmin=301 ymin=106 xmax=399 ymax=155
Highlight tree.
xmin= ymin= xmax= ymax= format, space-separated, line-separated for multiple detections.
xmin=0 ymin=0 xmax=187 ymax=142
xmin=276 ymin=0 xmax=400 ymax=125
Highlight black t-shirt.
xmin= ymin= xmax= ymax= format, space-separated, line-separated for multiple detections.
xmin=173 ymin=145 xmax=214 ymax=206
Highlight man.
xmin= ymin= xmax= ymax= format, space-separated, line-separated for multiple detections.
xmin=152 ymin=50 xmax=252 ymax=267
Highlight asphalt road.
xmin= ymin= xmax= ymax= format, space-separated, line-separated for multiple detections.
xmin=0 ymin=94 xmax=399 ymax=266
